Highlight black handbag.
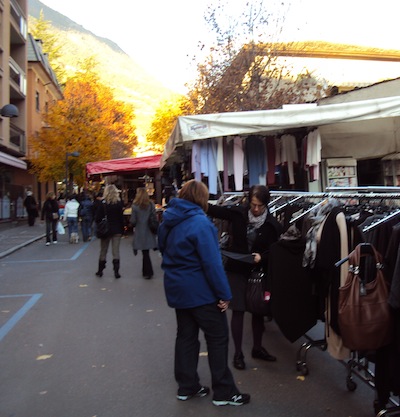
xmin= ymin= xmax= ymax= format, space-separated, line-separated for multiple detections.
xmin=96 ymin=204 xmax=110 ymax=238
xmin=148 ymin=211 xmax=159 ymax=234
xmin=246 ymin=268 xmax=271 ymax=316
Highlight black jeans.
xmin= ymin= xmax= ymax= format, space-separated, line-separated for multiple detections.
xmin=45 ymin=219 xmax=58 ymax=243
xmin=175 ymin=303 xmax=238 ymax=400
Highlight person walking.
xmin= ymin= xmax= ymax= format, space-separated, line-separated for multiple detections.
xmin=23 ymin=190 xmax=38 ymax=226
xmin=94 ymin=184 xmax=124 ymax=279
xmin=207 ymin=185 xmax=283 ymax=370
xmin=63 ymin=194 xmax=80 ymax=243
xmin=79 ymin=193 xmax=94 ymax=242
xmin=41 ymin=191 xmax=60 ymax=245
xmin=158 ymin=179 xmax=250 ymax=407
xmin=130 ymin=187 xmax=157 ymax=279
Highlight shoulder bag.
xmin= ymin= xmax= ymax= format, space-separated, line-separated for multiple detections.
xmin=246 ymin=267 xmax=272 ymax=317
xmin=148 ymin=207 xmax=159 ymax=234
xmin=338 ymin=243 xmax=393 ymax=351
xmin=96 ymin=203 xmax=110 ymax=238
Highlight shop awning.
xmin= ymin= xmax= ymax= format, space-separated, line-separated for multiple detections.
xmin=0 ymin=151 xmax=27 ymax=170
xmin=161 ymin=95 xmax=400 ymax=167
xmin=86 ymin=154 xmax=162 ymax=177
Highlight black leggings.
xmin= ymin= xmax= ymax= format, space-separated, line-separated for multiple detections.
xmin=231 ymin=310 xmax=265 ymax=356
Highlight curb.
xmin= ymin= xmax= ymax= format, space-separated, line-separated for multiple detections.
xmin=0 ymin=233 xmax=46 ymax=259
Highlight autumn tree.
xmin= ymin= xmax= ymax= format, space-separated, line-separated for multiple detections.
xmin=146 ymin=95 xmax=194 ymax=153
xmin=188 ymin=0 xmax=328 ymax=114
xmin=29 ymin=10 xmax=66 ymax=85
xmin=30 ymin=64 xmax=137 ymax=187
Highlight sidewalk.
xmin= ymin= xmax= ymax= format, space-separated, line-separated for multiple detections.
xmin=0 ymin=220 xmax=47 ymax=259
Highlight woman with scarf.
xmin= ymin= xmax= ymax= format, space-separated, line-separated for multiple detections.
xmin=207 ymin=185 xmax=282 ymax=370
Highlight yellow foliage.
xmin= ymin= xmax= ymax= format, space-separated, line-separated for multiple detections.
xmin=146 ymin=95 xmax=193 ymax=153
xmin=30 ymin=66 xmax=137 ymax=186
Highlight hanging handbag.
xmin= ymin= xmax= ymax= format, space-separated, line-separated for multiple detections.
xmin=96 ymin=204 xmax=110 ymax=238
xmin=338 ymin=243 xmax=393 ymax=351
xmin=245 ymin=268 xmax=271 ymax=316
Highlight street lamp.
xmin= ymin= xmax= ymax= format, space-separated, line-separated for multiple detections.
xmin=0 ymin=104 xmax=19 ymax=118
xmin=65 ymin=151 xmax=80 ymax=195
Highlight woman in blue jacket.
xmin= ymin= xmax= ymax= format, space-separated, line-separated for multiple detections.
xmin=158 ymin=180 xmax=250 ymax=407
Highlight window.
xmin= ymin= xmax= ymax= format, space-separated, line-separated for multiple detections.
xmin=35 ymin=91 xmax=40 ymax=111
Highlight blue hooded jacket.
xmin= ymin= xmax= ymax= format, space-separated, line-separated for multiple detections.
xmin=158 ymin=198 xmax=232 ymax=309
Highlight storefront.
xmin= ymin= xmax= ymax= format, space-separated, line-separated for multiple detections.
xmin=86 ymin=154 xmax=163 ymax=204
xmin=161 ymin=96 xmax=400 ymax=194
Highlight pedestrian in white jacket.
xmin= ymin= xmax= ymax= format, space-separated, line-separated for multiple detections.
xmin=63 ymin=195 xmax=80 ymax=241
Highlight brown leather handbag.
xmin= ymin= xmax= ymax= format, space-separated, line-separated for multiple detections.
xmin=338 ymin=243 xmax=393 ymax=351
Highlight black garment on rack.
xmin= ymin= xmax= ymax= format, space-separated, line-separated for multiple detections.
xmin=374 ymin=309 xmax=400 ymax=409
xmin=314 ymin=206 xmax=345 ymax=335
xmin=268 ymin=235 xmax=319 ymax=342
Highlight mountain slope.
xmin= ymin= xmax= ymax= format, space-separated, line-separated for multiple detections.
xmin=28 ymin=0 xmax=177 ymax=142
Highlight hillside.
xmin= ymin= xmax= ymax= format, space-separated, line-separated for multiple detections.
xmin=28 ymin=0 xmax=178 ymax=142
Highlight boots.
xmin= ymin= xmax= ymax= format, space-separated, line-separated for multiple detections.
xmin=95 ymin=260 xmax=106 ymax=277
xmin=113 ymin=259 xmax=121 ymax=279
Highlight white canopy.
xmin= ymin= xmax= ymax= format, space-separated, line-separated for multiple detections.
xmin=161 ymin=95 xmax=400 ymax=168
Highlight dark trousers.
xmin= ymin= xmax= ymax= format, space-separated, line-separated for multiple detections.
xmin=46 ymin=219 xmax=58 ymax=243
xmin=81 ymin=217 xmax=92 ymax=241
xmin=142 ymin=250 xmax=153 ymax=277
xmin=175 ymin=303 xmax=238 ymax=400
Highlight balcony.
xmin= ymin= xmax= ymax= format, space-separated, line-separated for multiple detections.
xmin=9 ymin=57 xmax=26 ymax=98
xmin=10 ymin=0 xmax=27 ymax=43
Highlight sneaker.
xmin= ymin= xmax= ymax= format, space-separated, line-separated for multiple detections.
xmin=46 ymin=242 xmax=50 ymax=246
xmin=53 ymin=241 xmax=57 ymax=244
xmin=177 ymin=386 xmax=210 ymax=401
xmin=213 ymin=393 xmax=251 ymax=406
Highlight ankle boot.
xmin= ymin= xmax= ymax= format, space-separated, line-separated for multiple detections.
xmin=113 ymin=259 xmax=121 ymax=279
xmin=95 ymin=260 xmax=106 ymax=277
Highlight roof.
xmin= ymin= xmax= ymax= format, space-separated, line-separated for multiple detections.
xmin=86 ymin=155 xmax=162 ymax=177
xmin=27 ymin=33 xmax=63 ymax=96
xmin=161 ymin=96 xmax=400 ymax=168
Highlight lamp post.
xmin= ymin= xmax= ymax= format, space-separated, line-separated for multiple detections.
xmin=65 ymin=151 xmax=80 ymax=195
xmin=0 ymin=104 xmax=19 ymax=118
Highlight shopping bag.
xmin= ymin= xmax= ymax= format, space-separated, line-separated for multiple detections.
xmin=57 ymin=221 xmax=65 ymax=235
xmin=246 ymin=268 xmax=271 ymax=316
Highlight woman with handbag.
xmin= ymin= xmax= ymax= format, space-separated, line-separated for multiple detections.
xmin=158 ymin=180 xmax=250 ymax=406
xmin=130 ymin=187 xmax=158 ymax=279
xmin=94 ymin=184 xmax=124 ymax=278
xmin=41 ymin=191 xmax=60 ymax=245
xmin=207 ymin=185 xmax=282 ymax=370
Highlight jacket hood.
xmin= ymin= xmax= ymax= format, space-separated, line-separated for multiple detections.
xmin=162 ymin=198 xmax=204 ymax=229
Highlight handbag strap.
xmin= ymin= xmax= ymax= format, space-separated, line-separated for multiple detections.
xmin=348 ymin=243 xmax=384 ymax=295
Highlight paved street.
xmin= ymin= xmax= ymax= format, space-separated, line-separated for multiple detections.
xmin=0 ymin=222 xmax=383 ymax=417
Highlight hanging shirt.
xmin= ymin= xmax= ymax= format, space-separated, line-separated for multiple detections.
xmin=281 ymin=134 xmax=298 ymax=185
xmin=191 ymin=141 xmax=201 ymax=181
xmin=246 ymin=137 xmax=267 ymax=187
xmin=233 ymin=136 xmax=244 ymax=191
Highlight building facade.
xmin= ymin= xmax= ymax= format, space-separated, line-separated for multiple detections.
xmin=0 ymin=0 xmax=28 ymax=220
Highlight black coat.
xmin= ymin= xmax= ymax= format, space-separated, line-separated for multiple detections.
xmin=268 ymin=237 xmax=319 ymax=342
xmin=207 ymin=203 xmax=282 ymax=311
xmin=207 ymin=203 xmax=282 ymax=274
xmin=41 ymin=199 xmax=59 ymax=221
xmin=95 ymin=200 xmax=124 ymax=236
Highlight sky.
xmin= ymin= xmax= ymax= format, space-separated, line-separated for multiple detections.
xmin=38 ymin=0 xmax=400 ymax=93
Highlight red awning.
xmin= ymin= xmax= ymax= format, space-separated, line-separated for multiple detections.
xmin=86 ymin=155 xmax=162 ymax=177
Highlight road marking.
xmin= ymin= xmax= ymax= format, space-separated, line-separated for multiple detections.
xmin=1 ymin=242 xmax=91 ymax=264
xmin=0 ymin=294 xmax=43 ymax=341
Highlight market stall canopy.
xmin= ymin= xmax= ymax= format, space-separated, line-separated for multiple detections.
xmin=161 ymin=96 xmax=400 ymax=168
xmin=86 ymin=154 xmax=162 ymax=177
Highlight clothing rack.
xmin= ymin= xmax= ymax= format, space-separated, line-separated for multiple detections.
xmin=268 ymin=188 xmax=400 ymax=417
